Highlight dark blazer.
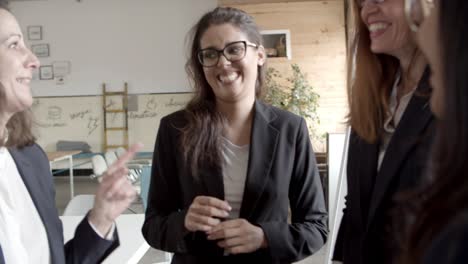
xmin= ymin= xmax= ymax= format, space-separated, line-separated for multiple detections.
xmin=423 ymin=210 xmax=468 ymax=264
xmin=0 ymin=143 xmax=118 ymax=264
xmin=333 ymin=69 xmax=435 ymax=264
xmin=142 ymin=100 xmax=328 ymax=264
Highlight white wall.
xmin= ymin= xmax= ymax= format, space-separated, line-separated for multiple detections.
xmin=10 ymin=0 xmax=217 ymax=96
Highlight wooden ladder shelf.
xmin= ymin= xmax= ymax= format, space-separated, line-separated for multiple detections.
xmin=102 ymin=82 xmax=129 ymax=152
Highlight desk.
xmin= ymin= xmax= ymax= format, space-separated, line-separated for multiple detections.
xmin=47 ymin=150 xmax=81 ymax=199
xmin=60 ymin=214 xmax=150 ymax=264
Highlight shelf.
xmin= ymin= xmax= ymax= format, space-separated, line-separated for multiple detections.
xmin=260 ymin=29 xmax=292 ymax=60
xmin=104 ymin=91 xmax=126 ymax=96
xmin=106 ymin=109 xmax=126 ymax=113
xmin=106 ymin=127 xmax=126 ymax=131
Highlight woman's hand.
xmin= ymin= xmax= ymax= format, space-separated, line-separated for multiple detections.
xmin=88 ymin=143 xmax=143 ymax=235
xmin=207 ymin=218 xmax=267 ymax=254
xmin=184 ymin=196 xmax=231 ymax=232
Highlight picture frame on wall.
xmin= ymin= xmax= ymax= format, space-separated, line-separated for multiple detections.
xmin=55 ymin=76 xmax=66 ymax=85
xmin=260 ymin=29 xmax=292 ymax=59
xmin=39 ymin=65 xmax=54 ymax=80
xmin=31 ymin=44 xmax=50 ymax=58
xmin=27 ymin=25 xmax=42 ymax=41
xmin=52 ymin=61 xmax=71 ymax=76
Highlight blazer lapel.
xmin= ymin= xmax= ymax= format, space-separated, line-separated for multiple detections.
xmin=239 ymin=101 xmax=279 ymax=219
xmin=9 ymin=148 xmax=54 ymax=211
xmin=8 ymin=147 xmax=59 ymax=260
xmin=367 ymin=69 xmax=433 ymax=226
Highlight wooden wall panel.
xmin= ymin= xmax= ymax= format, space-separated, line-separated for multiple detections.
xmin=219 ymin=0 xmax=348 ymax=150
xmin=220 ymin=0 xmax=323 ymax=5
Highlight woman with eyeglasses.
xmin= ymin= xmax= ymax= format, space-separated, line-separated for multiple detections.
xmin=398 ymin=0 xmax=468 ymax=263
xmin=142 ymin=6 xmax=328 ymax=264
xmin=332 ymin=0 xmax=435 ymax=263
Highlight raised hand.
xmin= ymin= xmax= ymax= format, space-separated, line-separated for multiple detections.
xmin=88 ymin=143 xmax=143 ymax=235
xmin=184 ymin=196 xmax=231 ymax=232
xmin=207 ymin=218 xmax=267 ymax=254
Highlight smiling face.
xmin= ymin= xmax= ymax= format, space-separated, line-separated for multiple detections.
xmin=0 ymin=9 xmax=39 ymax=119
xmin=199 ymin=23 xmax=265 ymax=105
xmin=360 ymin=0 xmax=415 ymax=57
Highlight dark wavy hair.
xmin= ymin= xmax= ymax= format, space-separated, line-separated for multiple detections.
xmin=0 ymin=3 xmax=36 ymax=148
xmin=182 ymin=7 xmax=266 ymax=177
xmin=400 ymin=0 xmax=468 ymax=262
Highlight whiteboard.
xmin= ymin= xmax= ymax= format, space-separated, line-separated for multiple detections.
xmin=32 ymin=93 xmax=192 ymax=152
xmin=10 ymin=0 xmax=217 ymax=96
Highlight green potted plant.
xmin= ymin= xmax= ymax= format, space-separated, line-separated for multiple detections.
xmin=264 ymin=63 xmax=322 ymax=146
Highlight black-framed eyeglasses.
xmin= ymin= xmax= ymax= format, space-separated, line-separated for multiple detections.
xmin=405 ymin=0 xmax=435 ymax=32
xmin=197 ymin=41 xmax=258 ymax=67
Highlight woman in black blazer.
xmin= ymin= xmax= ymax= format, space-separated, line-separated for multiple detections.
xmin=0 ymin=3 xmax=141 ymax=263
xmin=332 ymin=0 xmax=434 ymax=263
xmin=142 ymin=7 xmax=327 ymax=264
xmin=399 ymin=0 xmax=468 ymax=263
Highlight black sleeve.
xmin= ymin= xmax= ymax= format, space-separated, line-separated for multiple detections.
xmin=332 ymin=196 xmax=347 ymax=261
xmin=141 ymin=117 xmax=193 ymax=253
xmin=35 ymin=144 xmax=119 ymax=264
xmin=64 ymin=216 xmax=119 ymax=264
xmin=258 ymin=118 xmax=329 ymax=262
xmin=423 ymin=217 xmax=468 ymax=264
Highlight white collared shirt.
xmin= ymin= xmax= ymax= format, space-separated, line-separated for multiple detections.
xmin=0 ymin=147 xmax=115 ymax=264
xmin=0 ymin=147 xmax=51 ymax=263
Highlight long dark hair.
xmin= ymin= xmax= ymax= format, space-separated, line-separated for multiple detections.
xmin=401 ymin=0 xmax=468 ymax=262
xmin=0 ymin=3 xmax=36 ymax=148
xmin=182 ymin=7 xmax=266 ymax=177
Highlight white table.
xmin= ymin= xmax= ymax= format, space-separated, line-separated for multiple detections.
xmin=47 ymin=150 xmax=81 ymax=199
xmin=60 ymin=214 xmax=150 ymax=264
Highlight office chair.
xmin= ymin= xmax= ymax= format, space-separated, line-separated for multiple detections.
xmin=90 ymin=154 xmax=107 ymax=182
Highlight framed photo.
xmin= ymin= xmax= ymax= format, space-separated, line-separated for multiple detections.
xmin=27 ymin=25 xmax=42 ymax=41
xmin=31 ymin=44 xmax=50 ymax=58
xmin=52 ymin=61 xmax=71 ymax=76
xmin=39 ymin=65 xmax=54 ymax=80
xmin=260 ymin=29 xmax=292 ymax=59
